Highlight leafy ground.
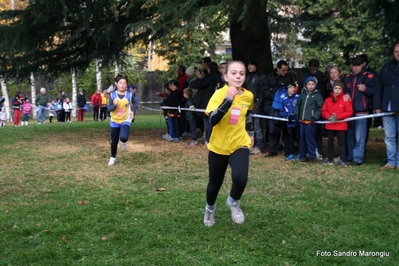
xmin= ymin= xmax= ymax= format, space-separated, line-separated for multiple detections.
xmin=0 ymin=114 xmax=398 ymax=266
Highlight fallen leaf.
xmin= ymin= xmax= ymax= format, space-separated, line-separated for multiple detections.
xmin=154 ymin=188 xmax=166 ymax=191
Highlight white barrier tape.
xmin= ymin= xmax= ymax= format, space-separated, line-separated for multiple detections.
xmin=161 ymin=106 xmax=395 ymax=124
xmin=139 ymin=105 xmax=163 ymax=112
xmin=140 ymin=101 xmax=161 ymax=104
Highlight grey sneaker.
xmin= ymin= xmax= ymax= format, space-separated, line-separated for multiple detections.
xmin=120 ymin=142 xmax=127 ymax=151
xmin=108 ymin=157 xmax=116 ymax=166
xmin=203 ymin=210 xmax=215 ymax=227
xmin=189 ymin=140 xmax=198 ymax=145
xmin=226 ymin=197 xmax=245 ymax=224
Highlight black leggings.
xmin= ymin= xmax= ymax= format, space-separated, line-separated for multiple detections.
xmin=206 ymin=148 xmax=249 ymax=206
xmin=326 ymin=130 xmax=346 ymax=161
xmin=110 ymin=125 xmax=130 ymax=157
xmin=100 ymin=106 xmax=107 ymax=121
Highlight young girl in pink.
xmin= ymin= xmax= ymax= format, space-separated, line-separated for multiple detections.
xmin=21 ymin=98 xmax=33 ymax=125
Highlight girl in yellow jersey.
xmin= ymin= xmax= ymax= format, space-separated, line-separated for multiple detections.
xmin=107 ymin=75 xmax=134 ymax=166
xmin=203 ymin=61 xmax=254 ymax=227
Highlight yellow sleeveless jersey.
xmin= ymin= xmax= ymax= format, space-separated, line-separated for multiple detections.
xmin=110 ymin=91 xmax=132 ymax=125
xmin=205 ymin=85 xmax=253 ymax=155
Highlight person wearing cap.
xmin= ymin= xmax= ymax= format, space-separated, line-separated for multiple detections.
xmin=298 ymin=59 xmax=327 ymax=160
xmin=321 ymin=81 xmax=353 ymax=166
xmin=245 ymin=59 xmax=266 ymax=155
xmin=91 ymin=89 xmax=102 ymax=121
xmin=344 ymin=55 xmax=376 ymax=166
xmin=294 ymin=76 xmax=324 ymax=163
xmin=357 ymin=54 xmax=381 ymax=152
xmin=35 ymin=87 xmax=48 ymax=124
xmin=77 ymin=89 xmax=87 ymax=122
xmin=374 ymin=41 xmax=399 ymax=170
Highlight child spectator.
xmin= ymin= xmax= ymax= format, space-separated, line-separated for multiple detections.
xmin=48 ymin=99 xmax=56 ymax=123
xmin=280 ymin=83 xmax=300 ymax=161
xmin=166 ymin=80 xmax=182 ymax=142
xmin=21 ymin=98 xmax=33 ymax=125
xmin=157 ymin=84 xmax=171 ymax=139
xmin=55 ymin=98 xmax=63 ymax=122
xmin=321 ymin=81 xmax=353 ymax=166
xmin=183 ymin=88 xmax=198 ymax=145
xmin=63 ymin=98 xmax=73 ymax=122
xmin=294 ymin=76 xmax=324 ymax=163
xmin=0 ymin=107 xmax=9 ymax=126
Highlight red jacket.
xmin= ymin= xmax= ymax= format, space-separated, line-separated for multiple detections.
xmin=91 ymin=93 xmax=102 ymax=109
xmin=322 ymin=91 xmax=353 ymax=131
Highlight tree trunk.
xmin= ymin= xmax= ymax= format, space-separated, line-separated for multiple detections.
xmin=71 ymin=68 xmax=77 ymax=118
xmin=1 ymin=78 xmax=10 ymax=120
xmin=96 ymin=59 xmax=102 ymax=91
xmin=114 ymin=61 xmax=119 ymax=78
xmin=230 ymin=0 xmax=273 ymax=74
xmin=30 ymin=73 xmax=36 ymax=119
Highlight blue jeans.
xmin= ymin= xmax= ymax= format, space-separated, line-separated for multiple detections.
xmin=37 ymin=105 xmax=46 ymax=123
xmin=382 ymin=114 xmax=399 ymax=166
xmin=299 ymin=123 xmax=317 ymax=160
xmin=253 ymin=117 xmax=264 ymax=150
xmin=346 ymin=114 xmax=368 ymax=164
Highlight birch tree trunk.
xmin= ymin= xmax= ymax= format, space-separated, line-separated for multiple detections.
xmin=30 ymin=73 xmax=37 ymax=119
xmin=10 ymin=0 xmax=15 ymax=10
xmin=0 ymin=78 xmax=10 ymax=121
xmin=71 ymin=68 xmax=77 ymax=118
xmin=96 ymin=59 xmax=102 ymax=91
xmin=114 ymin=61 xmax=119 ymax=78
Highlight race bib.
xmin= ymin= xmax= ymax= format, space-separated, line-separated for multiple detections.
xmin=117 ymin=107 xmax=124 ymax=116
xmin=228 ymin=108 xmax=240 ymax=125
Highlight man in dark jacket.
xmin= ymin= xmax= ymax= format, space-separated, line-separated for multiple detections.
xmin=245 ymin=59 xmax=266 ymax=154
xmin=345 ymin=56 xmax=376 ymax=166
xmin=260 ymin=60 xmax=295 ymax=157
xmin=374 ymin=41 xmax=399 ymax=170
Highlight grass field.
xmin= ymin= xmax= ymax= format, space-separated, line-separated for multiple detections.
xmin=0 ymin=114 xmax=398 ymax=266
